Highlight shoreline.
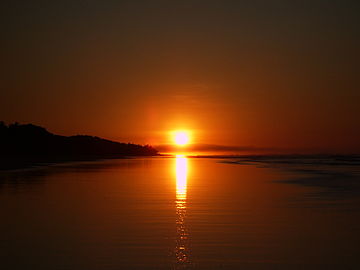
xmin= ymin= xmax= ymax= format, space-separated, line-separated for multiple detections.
xmin=0 ymin=154 xmax=161 ymax=171
xmin=2 ymin=154 xmax=359 ymax=172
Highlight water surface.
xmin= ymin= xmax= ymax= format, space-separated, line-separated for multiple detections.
xmin=1 ymin=156 xmax=359 ymax=269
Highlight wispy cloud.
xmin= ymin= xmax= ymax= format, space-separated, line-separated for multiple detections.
xmin=155 ymin=143 xmax=277 ymax=153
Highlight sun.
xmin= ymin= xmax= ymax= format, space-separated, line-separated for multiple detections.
xmin=173 ymin=131 xmax=190 ymax=146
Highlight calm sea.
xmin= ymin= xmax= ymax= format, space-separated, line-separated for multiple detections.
xmin=1 ymin=156 xmax=359 ymax=269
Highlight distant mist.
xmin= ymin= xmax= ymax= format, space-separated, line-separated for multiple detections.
xmin=156 ymin=143 xmax=278 ymax=154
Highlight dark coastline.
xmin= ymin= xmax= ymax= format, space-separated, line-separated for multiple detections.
xmin=0 ymin=122 xmax=159 ymax=171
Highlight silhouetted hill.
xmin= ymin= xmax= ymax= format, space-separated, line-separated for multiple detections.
xmin=0 ymin=122 xmax=158 ymax=169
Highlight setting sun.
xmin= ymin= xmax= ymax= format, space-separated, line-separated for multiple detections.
xmin=173 ymin=131 xmax=190 ymax=146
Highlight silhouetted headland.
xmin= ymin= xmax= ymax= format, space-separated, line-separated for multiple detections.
xmin=0 ymin=122 xmax=158 ymax=170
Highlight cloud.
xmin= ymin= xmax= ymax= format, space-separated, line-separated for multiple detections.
xmin=155 ymin=143 xmax=276 ymax=153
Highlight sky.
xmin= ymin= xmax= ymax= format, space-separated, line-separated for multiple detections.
xmin=1 ymin=0 xmax=359 ymax=154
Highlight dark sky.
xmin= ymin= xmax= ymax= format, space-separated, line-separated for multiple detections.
xmin=1 ymin=1 xmax=359 ymax=153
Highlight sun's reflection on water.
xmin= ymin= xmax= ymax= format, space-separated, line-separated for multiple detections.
xmin=174 ymin=155 xmax=191 ymax=268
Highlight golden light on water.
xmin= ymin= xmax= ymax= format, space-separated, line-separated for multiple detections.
xmin=174 ymin=155 xmax=190 ymax=266
xmin=176 ymin=155 xmax=188 ymax=201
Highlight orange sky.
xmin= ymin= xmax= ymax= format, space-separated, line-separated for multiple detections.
xmin=1 ymin=1 xmax=359 ymax=154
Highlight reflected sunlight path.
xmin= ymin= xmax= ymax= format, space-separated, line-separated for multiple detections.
xmin=174 ymin=155 xmax=191 ymax=268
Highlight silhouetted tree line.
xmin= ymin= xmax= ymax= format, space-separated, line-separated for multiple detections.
xmin=0 ymin=122 xmax=158 ymax=157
